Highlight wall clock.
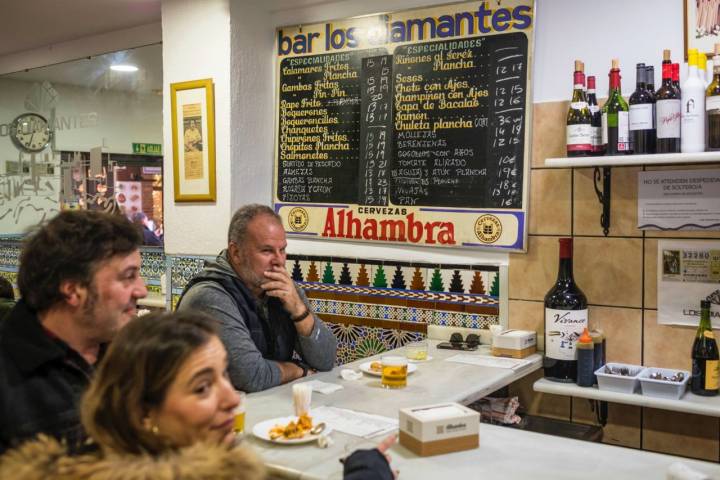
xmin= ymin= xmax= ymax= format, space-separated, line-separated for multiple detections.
xmin=9 ymin=113 xmax=52 ymax=153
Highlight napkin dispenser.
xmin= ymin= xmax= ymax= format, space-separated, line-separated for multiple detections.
xmin=399 ymin=403 xmax=479 ymax=456
xmin=491 ymin=329 xmax=536 ymax=359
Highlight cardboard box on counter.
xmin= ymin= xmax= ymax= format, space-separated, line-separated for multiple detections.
xmin=492 ymin=329 xmax=536 ymax=359
xmin=398 ymin=403 xmax=479 ymax=457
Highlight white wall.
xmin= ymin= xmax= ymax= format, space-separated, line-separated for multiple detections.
xmin=161 ymin=0 xmax=233 ymax=255
xmin=533 ymin=0 xmax=683 ymax=102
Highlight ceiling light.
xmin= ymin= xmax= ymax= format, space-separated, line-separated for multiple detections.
xmin=110 ymin=64 xmax=138 ymax=72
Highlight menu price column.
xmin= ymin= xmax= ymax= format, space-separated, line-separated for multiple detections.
xmin=359 ymin=55 xmax=393 ymax=206
xmin=488 ymin=39 xmax=527 ymax=208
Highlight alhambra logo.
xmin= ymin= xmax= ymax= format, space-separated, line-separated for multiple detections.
xmin=288 ymin=207 xmax=309 ymax=232
xmin=474 ymin=214 xmax=502 ymax=244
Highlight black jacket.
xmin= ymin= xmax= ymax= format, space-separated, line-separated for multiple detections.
xmin=0 ymin=300 xmax=98 ymax=454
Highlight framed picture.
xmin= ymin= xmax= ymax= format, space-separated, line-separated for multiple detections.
xmin=685 ymin=0 xmax=720 ymax=58
xmin=170 ymin=78 xmax=216 ymax=202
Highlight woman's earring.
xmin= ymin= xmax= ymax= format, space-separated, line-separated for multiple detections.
xmin=143 ymin=417 xmax=160 ymax=435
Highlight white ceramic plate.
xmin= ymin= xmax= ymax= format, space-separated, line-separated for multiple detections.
xmin=358 ymin=361 xmax=418 ymax=377
xmin=252 ymin=416 xmax=333 ymax=444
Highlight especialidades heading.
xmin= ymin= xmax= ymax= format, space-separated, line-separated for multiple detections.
xmin=277 ymin=1 xmax=534 ymax=56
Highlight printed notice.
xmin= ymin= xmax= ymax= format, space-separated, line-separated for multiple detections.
xmin=638 ymin=169 xmax=720 ymax=230
xmin=657 ymin=240 xmax=720 ymax=327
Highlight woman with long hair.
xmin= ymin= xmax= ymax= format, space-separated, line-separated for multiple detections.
xmin=0 ymin=311 xmax=394 ymax=479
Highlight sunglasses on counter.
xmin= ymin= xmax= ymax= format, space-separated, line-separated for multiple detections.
xmin=437 ymin=333 xmax=481 ymax=351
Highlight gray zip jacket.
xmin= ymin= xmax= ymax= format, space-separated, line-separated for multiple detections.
xmin=177 ymin=251 xmax=337 ymax=392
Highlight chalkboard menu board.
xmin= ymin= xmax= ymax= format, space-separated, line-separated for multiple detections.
xmin=278 ymin=49 xmax=385 ymax=203
xmin=392 ymin=34 xmax=526 ymax=208
xmin=274 ymin=0 xmax=534 ymax=251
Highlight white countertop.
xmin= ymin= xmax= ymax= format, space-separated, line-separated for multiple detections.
xmin=534 ymin=378 xmax=720 ymax=417
xmin=137 ymin=292 xmax=166 ymax=308
xmin=242 ymin=343 xmax=720 ymax=479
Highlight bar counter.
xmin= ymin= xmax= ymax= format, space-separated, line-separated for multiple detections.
xmin=243 ymin=342 xmax=720 ymax=479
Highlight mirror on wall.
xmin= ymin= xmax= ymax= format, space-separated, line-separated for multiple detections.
xmin=0 ymin=43 xmax=163 ymax=243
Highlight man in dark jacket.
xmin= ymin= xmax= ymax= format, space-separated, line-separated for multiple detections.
xmin=177 ymin=204 xmax=337 ymax=392
xmin=0 ymin=211 xmax=147 ymax=454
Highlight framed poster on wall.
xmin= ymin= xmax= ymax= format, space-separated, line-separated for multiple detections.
xmin=170 ymin=78 xmax=216 ymax=202
xmin=273 ymin=0 xmax=535 ymax=251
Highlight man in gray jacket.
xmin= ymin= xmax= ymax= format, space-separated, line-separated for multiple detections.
xmin=178 ymin=204 xmax=337 ymax=392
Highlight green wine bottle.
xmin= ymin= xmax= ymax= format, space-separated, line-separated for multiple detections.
xmin=601 ymin=58 xmax=630 ymax=154
xmin=691 ymin=300 xmax=719 ymax=396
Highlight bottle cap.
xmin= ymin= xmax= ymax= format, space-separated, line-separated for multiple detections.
xmin=715 ymin=43 xmax=720 ymax=55
xmin=587 ymin=76 xmax=596 ymax=89
xmin=574 ymin=59 xmax=583 ymax=72
xmin=688 ymin=50 xmax=697 ymax=67
xmin=663 ymin=49 xmax=671 ymax=61
xmin=699 ymin=53 xmax=707 ymax=70
xmin=559 ymin=237 xmax=573 ymax=258
xmin=590 ymin=329 xmax=605 ymax=343
xmin=611 ymin=58 xmax=619 ymax=69
xmin=579 ymin=328 xmax=592 ymax=344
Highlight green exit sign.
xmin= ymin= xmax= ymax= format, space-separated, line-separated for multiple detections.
xmin=132 ymin=143 xmax=162 ymax=155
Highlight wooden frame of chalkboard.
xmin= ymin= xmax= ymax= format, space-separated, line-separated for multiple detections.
xmin=273 ymin=0 xmax=534 ymax=251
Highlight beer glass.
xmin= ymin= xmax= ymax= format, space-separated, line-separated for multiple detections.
xmin=233 ymin=391 xmax=246 ymax=435
xmin=405 ymin=340 xmax=428 ymax=360
xmin=381 ymin=355 xmax=408 ymax=388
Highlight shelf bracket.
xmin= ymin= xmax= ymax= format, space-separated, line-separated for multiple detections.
xmin=593 ymin=166 xmax=611 ymax=236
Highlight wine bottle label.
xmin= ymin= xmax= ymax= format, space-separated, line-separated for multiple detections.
xmin=656 ymin=99 xmax=681 ymax=138
xmin=570 ymin=101 xmax=588 ymax=109
xmin=589 ymin=105 xmax=599 ymax=114
xmin=545 ymin=308 xmax=588 ymax=360
xmin=706 ymin=360 xmax=719 ymax=390
xmin=601 ymin=113 xmax=608 ymax=145
xmin=617 ymin=111 xmax=630 ymax=150
xmin=566 ymin=124 xmax=592 ymax=151
xmin=629 ymin=104 xmax=653 ymax=130
xmin=591 ymin=126 xmax=602 ymax=149
xmin=707 ymin=96 xmax=720 ymax=111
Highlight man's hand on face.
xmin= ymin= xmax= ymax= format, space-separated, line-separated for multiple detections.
xmin=261 ymin=265 xmax=305 ymax=318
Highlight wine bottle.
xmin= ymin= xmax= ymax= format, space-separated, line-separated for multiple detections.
xmin=656 ymin=50 xmax=681 ymax=153
xmin=646 ymin=65 xmax=656 ymax=92
xmin=691 ymin=300 xmax=719 ymax=396
xmin=544 ymin=238 xmax=588 ymax=383
xmin=587 ymin=76 xmax=604 ymax=155
xmin=602 ymin=59 xmax=630 ymax=154
xmin=707 ymin=44 xmax=720 ymax=150
xmin=682 ymin=49 xmax=707 ymax=153
xmin=629 ymin=63 xmax=655 ymax=154
xmin=566 ymin=60 xmax=592 ymax=156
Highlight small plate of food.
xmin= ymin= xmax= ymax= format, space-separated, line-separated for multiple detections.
xmin=252 ymin=413 xmax=332 ymax=444
xmin=358 ymin=360 xmax=418 ymax=377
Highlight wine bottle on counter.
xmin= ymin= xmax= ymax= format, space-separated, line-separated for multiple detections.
xmin=544 ymin=238 xmax=588 ymax=383
xmin=682 ymin=49 xmax=707 ymax=153
xmin=656 ymin=50 xmax=681 ymax=153
xmin=629 ymin=63 xmax=656 ymax=154
xmin=587 ymin=76 xmax=604 ymax=155
xmin=602 ymin=59 xmax=631 ymax=154
xmin=691 ymin=300 xmax=719 ymax=397
xmin=566 ymin=60 xmax=592 ymax=156
xmin=707 ymin=44 xmax=720 ymax=150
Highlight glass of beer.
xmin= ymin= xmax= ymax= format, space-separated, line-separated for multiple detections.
xmin=381 ymin=355 xmax=408 ymax=389
xmin=405 ymin=340 xmax=428 ymax=361
xmin=233 ymin=391 xmax=246 ymax=435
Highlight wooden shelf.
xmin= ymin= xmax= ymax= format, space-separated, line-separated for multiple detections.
xmin=545 ymin=151 xmax=720 ymax=168
xmin=534 ymin=378 xmax=720 ymax=417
